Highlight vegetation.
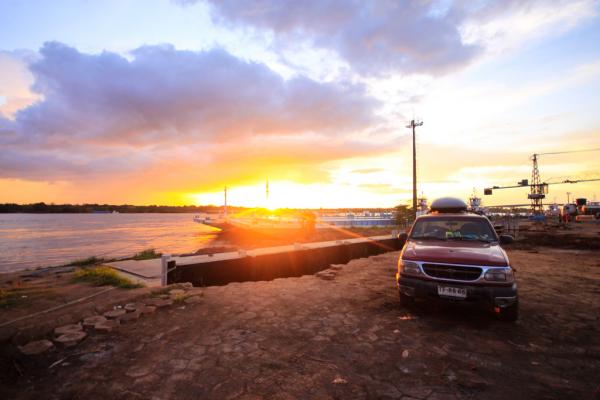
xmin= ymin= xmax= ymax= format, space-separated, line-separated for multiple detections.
xmin=0 ymin=202 xmax=235 ymax=213
xmin=0 ymin=287 xmax=55 ymax=309
xmin=0 ymin=289 xmax=14 ymax=308
xmin=67 ymin=256 xmax=105 ymax=266
xmin=394 ymin=204 xmax=414 ymax=227
xmin=72 ymin=266 xmax=143 ymax=289
xmin=132 ymin=248 xmax=162 ymax=260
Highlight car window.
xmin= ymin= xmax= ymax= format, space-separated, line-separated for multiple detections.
xmin=410 ymin=218 xmax=496 ymax=242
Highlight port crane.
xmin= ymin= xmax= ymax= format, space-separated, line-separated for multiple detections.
xmin=484 ymin=148 xmax=600 ymax=214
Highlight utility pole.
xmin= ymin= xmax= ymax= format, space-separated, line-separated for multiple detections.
xmin=566 ymin=192 xmax=571 ymax=204
xmin=406 ymin=119 xmax=423 ymax=220
xmin=266 ymin=179 xmax=269 ymax=202
xmin=224 ymin=186 xmax=228 ymax=217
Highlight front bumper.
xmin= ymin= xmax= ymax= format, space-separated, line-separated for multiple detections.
xmin=397 ymin=274 xmax=518 ymax=308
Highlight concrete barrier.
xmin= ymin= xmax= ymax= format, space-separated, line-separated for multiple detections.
xmin=168 ymin=237 xmax=403 ymax=286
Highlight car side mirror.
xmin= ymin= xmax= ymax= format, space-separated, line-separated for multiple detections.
xmin=397 ymin=232 xmax=408 ymax=243
xmin=499 ymin=234 xmax=514 ymax=245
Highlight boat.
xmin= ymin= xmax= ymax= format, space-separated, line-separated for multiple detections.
xmin=194 ymin=211 xmax=396 ymax=231
xmin=193 ymin=182 xmax=396 ymax=231
xmin=468 ymin=191 xmax=487 ymax=215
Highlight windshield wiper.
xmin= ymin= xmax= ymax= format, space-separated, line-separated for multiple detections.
xmin=410 ymin=236 xmax=445 ymax=241
xmin=447 ymin=237 xmax=493 ymax=243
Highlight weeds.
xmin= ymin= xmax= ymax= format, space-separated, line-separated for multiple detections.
xmin=72 ymin=266 xmax=143 ymax=289
xmin=67 ymin=256 xmax=105 ymax=267
xmin=0 ymin=288 xmax=16 ymax=308
xmin=132 ymin=248 xmax=162 ymax=260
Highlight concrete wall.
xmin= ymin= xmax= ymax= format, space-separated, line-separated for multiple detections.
xmin=168 ymin=238 xmax=403 ymax=286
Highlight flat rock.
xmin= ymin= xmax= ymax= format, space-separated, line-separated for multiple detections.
xmin=184 ymin=296 xmax=201 ymax=304
xmin=54 ymin=323 xmax=83 ymax=336
xmin=119 ymin=311 xmax=141 ymax=323
xmin=316 ymin=271 xmax=336 ymax=280
xmin=124 ymin=303 xmax=142 ymax=312
xmin=140 ymin=305 xmax=156 ymax=314
xmin=94 ymin=319 xmax=120 ymax=333
xmin=169 ymin=289 xmax=185 ymax=297
xmin=104 ymin=309 xmax=127 ymax=319
xmin=55 ymin=331 xmax=87 ymax=347
xmin=155 ymin=299 xmax=174 ymax=308
xmin=125 ymin=366 xmax=152 ymax=378
xmin=82 ymin=315 xmax=107 ymax=328
xmin=19 ymin=339 xmax=54 ymax=355
xmin=187 ymin=288 xmax=204 ymax=296
xmin=145 ymin=298 xmax=164 ymax=306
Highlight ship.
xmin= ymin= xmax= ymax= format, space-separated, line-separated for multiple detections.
xmin=468 ymin=190 xmax=486 ymax=215
xmin=193 ymin=183 xmax=396 ymax=231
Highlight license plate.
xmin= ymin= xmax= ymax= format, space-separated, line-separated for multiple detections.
xmin=437 ymin=285 xmax=467 ymax=299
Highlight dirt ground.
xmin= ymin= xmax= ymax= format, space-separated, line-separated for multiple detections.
xmin=0 ymin=266 xmax=150 ymax=343
xmin=1 ymin=247 xmax=599 ymax=400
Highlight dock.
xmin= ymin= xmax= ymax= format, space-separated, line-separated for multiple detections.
xmin=106 ymin=234 xmax=403 ymax=287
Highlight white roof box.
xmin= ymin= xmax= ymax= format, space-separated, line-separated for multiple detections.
xmin=430 ymin=197 xmax=468 ymax=213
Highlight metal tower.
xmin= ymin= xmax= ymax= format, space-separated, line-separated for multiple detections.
xmin=528 ymin=154 xmax=545 ymax=215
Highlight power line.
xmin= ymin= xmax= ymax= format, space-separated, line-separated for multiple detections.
xmin=534 ymin=147 xmax=600 ymax=157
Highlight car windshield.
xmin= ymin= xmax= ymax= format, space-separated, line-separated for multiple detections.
xmin=410 ymin=217 xmax=497 ymax=242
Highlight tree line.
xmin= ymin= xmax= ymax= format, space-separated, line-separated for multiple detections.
xmin=0 ymin=203 xmax=233 ymax=213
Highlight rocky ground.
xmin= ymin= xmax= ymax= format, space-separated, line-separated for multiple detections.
xmin=1 ymin=247 xmax=599 ymax=400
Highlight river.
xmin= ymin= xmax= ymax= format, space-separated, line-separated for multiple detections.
xmin=0 ymin=213 xmax=218 ymax=273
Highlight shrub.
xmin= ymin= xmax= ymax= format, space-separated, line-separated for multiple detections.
xmin=72 ymin=266 xmax=143 ymax=289
xmin=68 ymin=256 xmax=105 ymax=266
xmin=132 ymin=248 xmax=162 ymax=260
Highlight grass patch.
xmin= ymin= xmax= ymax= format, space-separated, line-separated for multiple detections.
xmin=0 ymin=287 xmax=58 ymax=309
xmin=132 ymin=248 xmax=162 ymax=260
xmin=67 ymin=256 xmax=105 ymax=267
xmin=0 ymin=288 xmax=17 ymax=308
xmin=72 ymin=266 xmax=143 ymax=289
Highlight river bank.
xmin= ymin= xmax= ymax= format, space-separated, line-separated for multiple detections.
xmin=0 ymin=212 xmax=395 ymax=273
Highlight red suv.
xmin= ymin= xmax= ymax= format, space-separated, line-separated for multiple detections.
xmin=396 ymin=198 xmax=518 ymax=321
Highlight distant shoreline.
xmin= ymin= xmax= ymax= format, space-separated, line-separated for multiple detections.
xmin=0 ymin=203 xmax=396 ymax=214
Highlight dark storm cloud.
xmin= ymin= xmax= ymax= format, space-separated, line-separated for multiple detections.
xmin=0 ymin=42 xmax=379 ymax=180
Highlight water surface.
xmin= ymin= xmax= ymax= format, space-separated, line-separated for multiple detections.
xmin=0 ymin=213 xmax=217 ymax=273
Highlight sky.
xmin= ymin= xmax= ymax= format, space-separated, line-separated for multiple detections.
xmin=1 ymin=0 xmax=599 ymax=208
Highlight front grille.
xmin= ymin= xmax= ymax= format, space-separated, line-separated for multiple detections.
xmin=422 ymin=263 xmax=482 ymax=281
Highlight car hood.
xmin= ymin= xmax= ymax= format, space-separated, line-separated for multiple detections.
xmin=401 ymin=239 xmax=509 ymax=266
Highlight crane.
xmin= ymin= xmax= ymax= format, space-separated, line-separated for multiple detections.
xmin=485 ymin=148 xmax=600 ymax=214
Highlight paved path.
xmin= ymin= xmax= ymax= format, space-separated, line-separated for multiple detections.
xmin=3 ymin=249 xmax=599 ymax=399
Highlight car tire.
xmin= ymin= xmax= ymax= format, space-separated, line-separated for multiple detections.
xmin=497 ymin=300 xmax=519 ymax=322
xmin=398 ymin=290 xmax=414 ymax=307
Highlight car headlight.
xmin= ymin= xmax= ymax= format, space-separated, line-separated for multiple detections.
xmin=401 ymin=260 xmax=421 ymax=275
xmin=484 ymin=268 xmax=514 ymax=282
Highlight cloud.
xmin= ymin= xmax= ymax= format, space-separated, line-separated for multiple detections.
xmin=177 ymin=0 xmax=597 ymax=77
xmin=460 ymin=0 xmax=598 ymax=52
xmin=0 ymin=42 xmax=380 ymax=182
xmin=197 ymin=0 xmax=480 ymax=76
xmin=351 ymin=168 xmax=384 ymax=174
xmin=0 ymin=51 xmax=39 ymax=118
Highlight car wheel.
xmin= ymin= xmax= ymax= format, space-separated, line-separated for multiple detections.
xmin=497 ymin=300 xmax=519 ymax=322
